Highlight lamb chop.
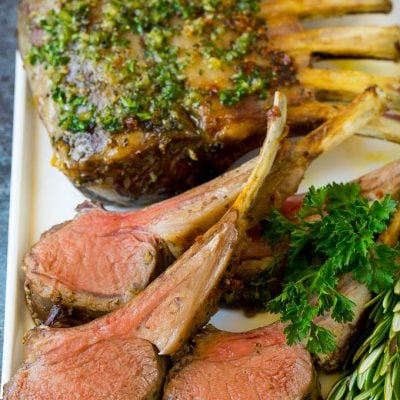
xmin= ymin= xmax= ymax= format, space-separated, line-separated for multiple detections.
xmin=163 ymin=322 xmax=319 ymax=400
xmin=2 ymin=92 xmax=288 ymax=399
xmin=18 ymin=0 xmax=400 ymax=204
xmin=23 ymin=88 xmax=384 ymax=326
xmin=24 ymin=159 xmax=256 ymax=325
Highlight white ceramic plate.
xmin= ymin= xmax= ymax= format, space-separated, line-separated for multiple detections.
xmin=2 ymin=4 xmax=400 ymax=396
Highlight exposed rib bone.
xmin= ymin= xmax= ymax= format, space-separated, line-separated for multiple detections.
xmin=259 ymin=0 xmax=392 ymax=19
xmin=297 ymin=68 xmax=400 ymax=103
xmin=137 ymin=93 xmax=288 ymax=354
xmin=358 ymin=114 xmax=400 ymax=143
xmin=287 ymin=102 xmax=345 ymax=126
xmin=271 ymin=26 xmax=400 ymax=60
xmin=233 ymin=94 xmax=288 ymax=225
xmin=313 ymin=59 xmax=400 ymax=76
xmin=288 ymin=102 xmax=400 ymax=144
xmin=252 ymin=87 xmax=384 ymax=219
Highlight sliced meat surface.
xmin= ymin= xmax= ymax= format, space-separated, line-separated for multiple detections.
xmin=3 ymin=207 xmax=241 ymax=400
xmin=3 ymin=335 xmax=166 ymax=400
xmin=24 ymin=204 xmax=172 ymax=325
xmin=164 ymin=322 xmax=319 ymax=400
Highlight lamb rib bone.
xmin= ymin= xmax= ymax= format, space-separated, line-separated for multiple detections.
xmin=259 ymin=0 xmax=392 ymax=19
xmin=298 ymin=68 xmax=400 ymax=105
xmin=271 ymin=26 xmax=400 ymax=61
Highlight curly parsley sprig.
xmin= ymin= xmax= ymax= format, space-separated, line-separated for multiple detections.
xmin=262 ymin=183 xmax=400 ymax=354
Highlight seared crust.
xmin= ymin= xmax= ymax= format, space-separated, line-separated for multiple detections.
xmin=18 ymin=1 xmax=400 ymax=204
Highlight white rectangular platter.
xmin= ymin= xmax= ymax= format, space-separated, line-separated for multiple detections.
xmin=2 ymin=3 xmax=400 ymax=397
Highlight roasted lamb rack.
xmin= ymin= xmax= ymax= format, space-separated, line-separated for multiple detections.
xmin=18 ymin=0 xmax=400 ymax=204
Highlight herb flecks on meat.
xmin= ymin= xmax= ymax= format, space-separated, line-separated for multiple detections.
xmin=27 ymin=0 xmax=296 ymax=135
xmin=263 ymin=182 xmax=400 ymax=354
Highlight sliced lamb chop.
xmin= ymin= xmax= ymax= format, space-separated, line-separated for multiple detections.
xmin=23 ymin=88 xmax=384 ymax=326
xmin=163 ymin=322 xmax=319 ymax=400
xmin=2 ymin=92 xmax=288 ymax=400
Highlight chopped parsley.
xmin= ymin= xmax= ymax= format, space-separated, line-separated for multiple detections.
xmin=262 ymin=183 xmax=400 ymax=354
xmin=219 ymin=69 xmax=271 ymax=106
xmin=27 ymin=0 xmax=296 ymax=135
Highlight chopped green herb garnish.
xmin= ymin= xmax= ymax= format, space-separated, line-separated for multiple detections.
xmin=263 ymin=182 xmax=400 ymax=354
xmin=219 ymin=70 xmax=271 ymax=106
xmin=26 ymin=0 xmax=296 ymax=135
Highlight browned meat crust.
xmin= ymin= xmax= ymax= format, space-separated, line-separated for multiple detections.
xmin=17 ymin=0 xmax=300 ymax=205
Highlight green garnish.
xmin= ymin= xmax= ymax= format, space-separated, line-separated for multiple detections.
xmin=219 ymin=69 xmax=271 ymax=106
xmin=263 ymin=182 xmax=400 ymax=354
xmin=27 ymin=0 xmax=294 ymax=135
xmin=328 ymin=278 xmax=400 ymax=400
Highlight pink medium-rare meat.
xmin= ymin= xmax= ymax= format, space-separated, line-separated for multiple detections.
xmin=25 ymin=206 xmax=172 ymax=324
xmin=3 ymin=336 xmax=166 ymax=400
xmin=24 ymin=159 xmax=256 ymax=325
xmin=4 ymin=211 xmax=240 ymax=399
xmin=24 ymin=88 xmax=385 ymax=326
xmin=163 ymin=322 xmax=319 ymax=400
xmin=3 ymin=92 xmax=288 ymax=400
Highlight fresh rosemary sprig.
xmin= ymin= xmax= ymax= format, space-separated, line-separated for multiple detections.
xmin=327 ymin=277 xmax=400 ymax=400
